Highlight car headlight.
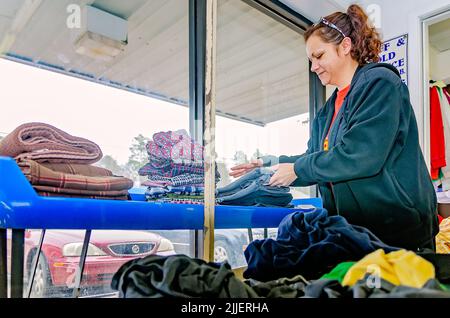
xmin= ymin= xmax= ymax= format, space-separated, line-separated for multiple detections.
xmin=157 ymin=238 xmax=174 ymax=253
xmin=62 ymin=243 xmax=107 ymax=257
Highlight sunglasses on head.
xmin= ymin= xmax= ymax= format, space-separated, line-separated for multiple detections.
xmin=315 ymin=17 xmax=347 ymax=38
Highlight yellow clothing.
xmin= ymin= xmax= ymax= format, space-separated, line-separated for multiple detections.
xmin=342 ymin=249 xmax=435 ymax=288
xmin=436 ymin=217 xmax=450 ymax=254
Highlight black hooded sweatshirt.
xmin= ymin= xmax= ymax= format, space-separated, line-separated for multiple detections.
xmin=263 ymin=63 xmax=439 ymax=250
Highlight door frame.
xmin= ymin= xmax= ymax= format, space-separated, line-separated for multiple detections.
xmin=421 ymin=7 xmax=450 ymax=169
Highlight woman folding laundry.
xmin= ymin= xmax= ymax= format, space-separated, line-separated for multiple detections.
xmin=230 ymin=4 xmax=439 ymax=251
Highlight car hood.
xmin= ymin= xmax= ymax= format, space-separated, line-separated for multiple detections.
xmin=33 ymin=230 xmax=162 ymax=245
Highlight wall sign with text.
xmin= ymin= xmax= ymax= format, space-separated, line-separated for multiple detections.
xmin=379 ymin=34 xmax=408 ymax=85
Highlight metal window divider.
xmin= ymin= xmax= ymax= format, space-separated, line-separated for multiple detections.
xmin=247 ymin=228 xmax=254 ymax=242
xmin=189 ymin=0 xmax=207 ymax=260
xmin=25 ymin=229 xmax=46 ymax=298
xmin=11 ymin=229 xmax=25 ymax=298
xmin=72 ymin=229 xmax=91 ymax=298
xmin=0 ymin=228 xmax=7 ymax=298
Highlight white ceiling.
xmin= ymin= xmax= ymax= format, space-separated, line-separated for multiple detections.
xmin=0 ymin=0 xmax=310 ymax=126
xmin=0 ymin=0 xmax=26 ymax=41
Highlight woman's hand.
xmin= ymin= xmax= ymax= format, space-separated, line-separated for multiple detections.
xmin=268 ymin=163 xmax=297 ymax=186
xmin=229 ymin=158 xmax=263 ymax=178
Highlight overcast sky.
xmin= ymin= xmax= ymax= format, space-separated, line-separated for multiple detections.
xmin=0 ymin=58 xmax=309 ymax=167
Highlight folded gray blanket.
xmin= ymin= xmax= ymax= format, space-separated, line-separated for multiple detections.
xmin=0 ymin=122 xmax=102 ymax=164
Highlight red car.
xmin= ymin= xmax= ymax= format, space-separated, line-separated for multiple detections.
xmin=14 ymin=229 xmax=175 ymax=297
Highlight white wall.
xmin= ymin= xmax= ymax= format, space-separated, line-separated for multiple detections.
xmin=330 ymin=1 xmax=450 ymax=148
xmin=430 ymin=45 xmax=450 ymax=83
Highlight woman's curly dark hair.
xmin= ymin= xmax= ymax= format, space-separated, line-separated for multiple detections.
xmin=304 ymin=4 xmax=382 ymax=65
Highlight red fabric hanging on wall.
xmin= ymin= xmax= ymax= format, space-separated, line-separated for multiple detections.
xmin=430 ymin=86 xmax=446 ymax=180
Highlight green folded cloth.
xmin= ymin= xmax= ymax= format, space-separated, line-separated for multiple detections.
xmin=320 ymin=261 xmax=356 ymax=283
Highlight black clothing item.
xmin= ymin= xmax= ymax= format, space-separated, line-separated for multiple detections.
xmin=264 ymin=63 xmax=438 ymax=250
xmin=303 ymin=279 xmax=348 ymax=298
xmin=243 ymin=208 xmax=398 ymax=282
xmin=302 ymin=277 xmax=450 ymax=298
xmin=416 ymin=249 xmax=450 ymax=284
xmin=110 ymin=254 xmax=258 ymax=298
xmin=369 ymin=280 xmax=450 ymax=298
xmin=244 ymin=275 xmax=309 ymax=298
xmin=111 ymin=254 xmax=450 ymax=299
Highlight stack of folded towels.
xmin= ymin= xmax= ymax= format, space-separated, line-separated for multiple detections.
xmin=144 ymin=186 xmax=205 ymax=205
xmin=138 ymin=129 xmax=220 ymax=204
xmin=0 ymin=122 xmax=133 ymax=200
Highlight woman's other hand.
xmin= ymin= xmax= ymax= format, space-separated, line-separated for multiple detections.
xmin=229 ymin=158 xmax=263 ymax=178
xmin=268 ymin=163 xmax=297 ymax=187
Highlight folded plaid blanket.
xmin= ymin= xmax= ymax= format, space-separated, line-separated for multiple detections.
xmin=166 ymin=186 xmax=205 ymax=194
xmin=141 ymin=180 xmax=205 ymax=188
xmin=138 ymin=162 xmax=205 ymax=177
xmin=146 ymin=197 xmax=204 ymax=205
xmin=37 ymin=192 xmax=128 ymax=200
xmin=169 ymin=200 xmax=203 ymax=204
xmin=141 ymin=180 xmax=172 ymax=188
xmin=148 ymin=174 xmax=206 ymax=187
xmin=165 ymin=194 xmax=204 ymax=200
xmin=41 ymin=162 xmax=112 ymax=177
xmin=147 ymin=140 xmax=203 ymax=164
xmin=144 ymin=186 xmax=205 ymax=199
xmin=153 ymin=129 xmax=193 ymax=147
xmin=146 ymin=152 xmax=172 ymax=169
xmin=0 ymin=122 xmax=102 ymax=164
xmin=147 ymin=155 xmax=204 ymax=171
xmin=146 ymin=130 xmax=204 ymax=163
xmin=18 ymin=159 xmax=133 ymax=191
xmin=34 ymin=185 xmax=129 ymax=197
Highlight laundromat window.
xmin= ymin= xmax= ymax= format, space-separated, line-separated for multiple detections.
xmin=215 ymin=0 xmax=311 ymax=198
xmin=0 ymin=0 xmax=190 ymax=298
xmin=213 ymin=0 xmax=312 ymax=267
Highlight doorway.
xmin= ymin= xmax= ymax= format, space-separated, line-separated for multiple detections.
xmin=422 ymin=9 xmax=450 ymax=219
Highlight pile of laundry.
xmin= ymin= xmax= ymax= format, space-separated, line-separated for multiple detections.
xmin=111 ymin=207 xmax=450 ymax=298
xmin=0 ymin=122 xmax=133 ymax=200
xmin=138 ymin=129 xmax=219 ymax=204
